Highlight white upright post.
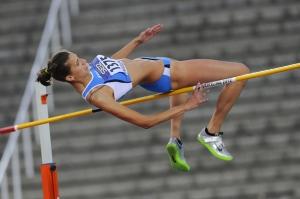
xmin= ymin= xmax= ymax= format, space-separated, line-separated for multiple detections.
xmin=34 ymin=82 xmax=53 ymax=164
xmin=33 ymin=82 xmax=60 ymax=199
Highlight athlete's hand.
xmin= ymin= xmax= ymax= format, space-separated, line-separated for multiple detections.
xmin=184 ymin=82 xmax=208 ymax=111
xmin=137 ymin=24 xmax=163 ymax=43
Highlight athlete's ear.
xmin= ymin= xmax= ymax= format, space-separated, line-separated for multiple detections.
xmin=65 ymin=75 xmax=75 ymax=82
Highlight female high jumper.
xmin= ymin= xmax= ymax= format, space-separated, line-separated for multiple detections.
xmin=37 ymin=24 xmax=249 ymax=171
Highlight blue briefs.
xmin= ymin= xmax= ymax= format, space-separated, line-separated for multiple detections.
xmin=139 ymin=57 xmax=172 ymax=93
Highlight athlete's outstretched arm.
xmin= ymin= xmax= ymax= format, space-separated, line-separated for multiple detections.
xmin=89 ymin=83 xmax=208 ymax=129
xmin=111 ymin=24 xmax=163 ymax=59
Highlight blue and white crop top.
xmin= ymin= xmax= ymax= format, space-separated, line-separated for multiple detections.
xmin=82 ymin=55 xmax=132 ymax=101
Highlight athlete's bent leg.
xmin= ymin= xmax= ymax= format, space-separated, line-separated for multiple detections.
xmin=207 ymin=80 xmax=247 ymax=133
xmin=172 ymin=59 xmax=250 ymax=161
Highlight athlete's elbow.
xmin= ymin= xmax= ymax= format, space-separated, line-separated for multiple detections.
xmin=136 ymin=117 xmax=155 ymax=129
xmin=138 ymin=121 xmax=153 ymax=129
xmin=237 ymin=63 xmax=250 ymax=75
xmin=134 ymin=122 xmax=151 ymax=129
xmin=141 ymin=124 xmax=152 ymax=129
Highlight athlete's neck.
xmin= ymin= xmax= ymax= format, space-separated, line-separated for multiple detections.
xmin=70 ymin=72 xmax=92 ymax=94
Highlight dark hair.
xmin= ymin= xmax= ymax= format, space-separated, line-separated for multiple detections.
xmin=36 ymin=51 xmax=71 ymax=86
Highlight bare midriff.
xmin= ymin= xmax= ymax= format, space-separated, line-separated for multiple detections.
xmin=119 ymin=58 xmax=164 ymax=87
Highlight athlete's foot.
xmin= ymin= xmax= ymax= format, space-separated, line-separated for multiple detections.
xmin=197 ymin=128 xmax=233 ymax=161
xmin=166 ymin=137 xmax=190 ymax=171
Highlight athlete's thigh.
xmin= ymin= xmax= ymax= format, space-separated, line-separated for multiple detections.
xmin=172 ymin=59 xmax=249 ymax=89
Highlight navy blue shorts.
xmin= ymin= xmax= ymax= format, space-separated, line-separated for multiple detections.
xmin=139 ymin=57 xmax=172 ymax=93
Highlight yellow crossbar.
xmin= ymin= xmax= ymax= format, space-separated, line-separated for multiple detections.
xmin=1 ymin=62 xmax=300 ymax=134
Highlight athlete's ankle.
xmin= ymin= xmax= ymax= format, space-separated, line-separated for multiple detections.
xmin=206 ymin=126 xmax=220 ymax=135
xmin=170 ymin=136 xmax=183 ymax=147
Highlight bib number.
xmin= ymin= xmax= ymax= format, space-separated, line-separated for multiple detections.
xmin=95 ymin=55 xmax=125 ymax=76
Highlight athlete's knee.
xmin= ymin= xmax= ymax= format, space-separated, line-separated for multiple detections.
xmin=236 ymin=63 xmax=250 ymax=75
xmin=238 ymin=63 xmax=250 ymax=87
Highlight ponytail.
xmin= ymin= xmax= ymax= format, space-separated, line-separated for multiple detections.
xmin=36 ymin=51 xmax=70 ymax=86
xmin=36 ymin=66 xmax=52 ymax=86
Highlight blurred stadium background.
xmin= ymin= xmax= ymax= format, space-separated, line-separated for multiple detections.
xmin=1 ymin=0 xmax=300 ymax=198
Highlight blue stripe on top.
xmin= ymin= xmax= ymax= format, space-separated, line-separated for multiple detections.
xmin=141 ymin=57 xmax=170 ymax=68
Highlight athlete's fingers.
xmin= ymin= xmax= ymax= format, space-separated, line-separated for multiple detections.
xmin=145 ymin=28 xmax=151 ymax=34
xmin=146 ymin=28 xmax=155 ymax=35
xmin=196 ymin=82 xmax=202 ymax=91
xmin=197 ymin=81 xmax=210 ymax=93
xmin=196 ymin=82 xmax=209 ymax=102
xmin=147 ymin=24 xmax=163 ymax=35
xmin=139 ymin=25 xmax=163 ymax=43
xmin=152 ymin=24 xmax=163 ymax=32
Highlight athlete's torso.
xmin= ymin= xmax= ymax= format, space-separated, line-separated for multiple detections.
xmin=81 ymin=55 xmax=175 ymax=101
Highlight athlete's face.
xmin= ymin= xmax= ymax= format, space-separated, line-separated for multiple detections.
xmin=65 ymin=52 xmax=89 ymax=82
